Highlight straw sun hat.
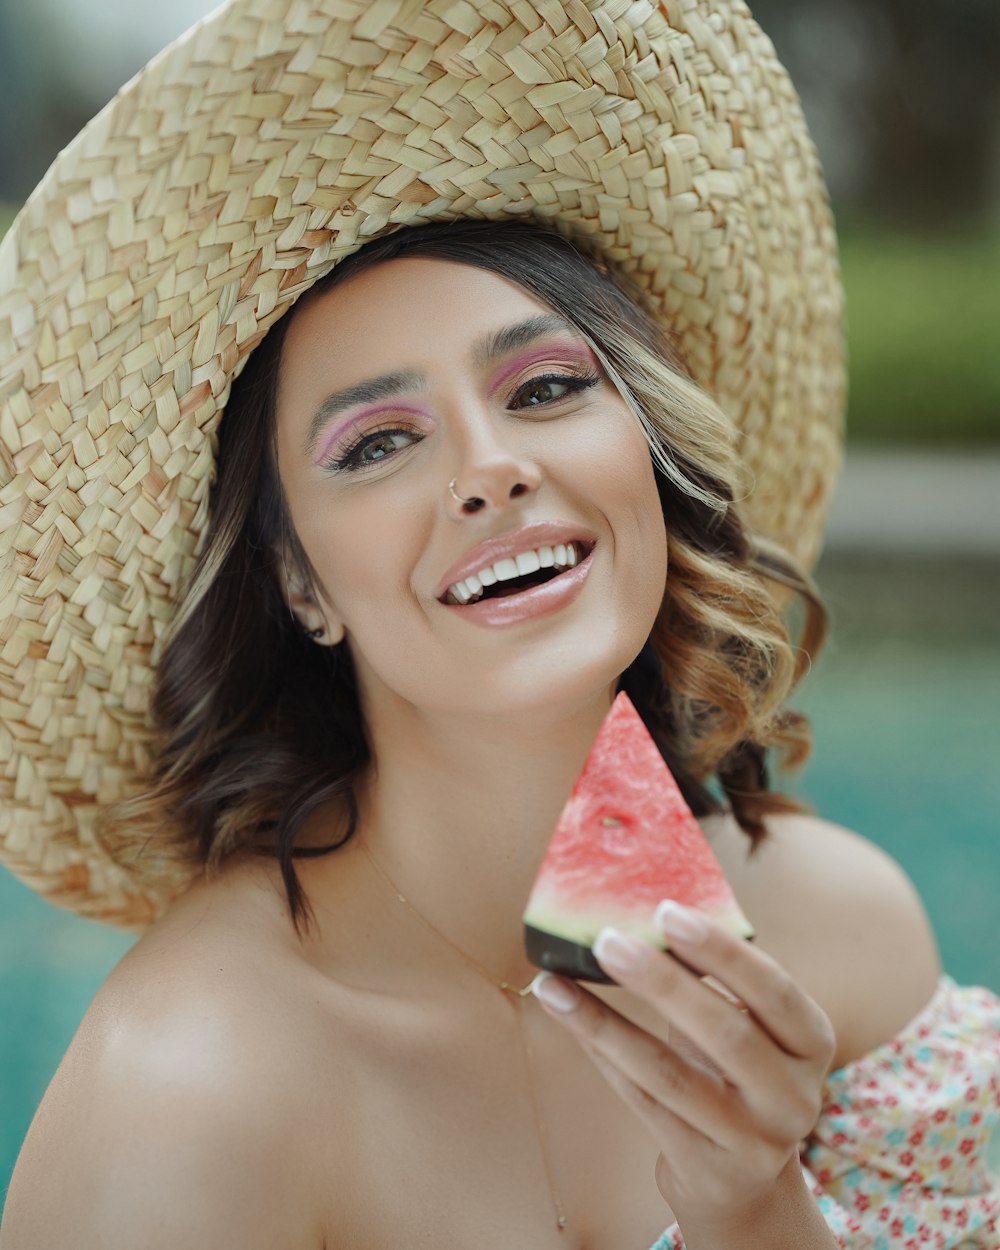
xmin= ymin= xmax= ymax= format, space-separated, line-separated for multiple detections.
xmin=0 ymin=0 xmax=845 ymax=927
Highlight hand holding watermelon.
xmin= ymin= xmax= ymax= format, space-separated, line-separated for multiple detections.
xmin=526 ymin=694 xmax=838 ymax=1246
xmin=531 ymin=907 xmax=839 ymax=1248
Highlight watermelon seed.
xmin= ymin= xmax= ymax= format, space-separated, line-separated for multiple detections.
xmin=601 ymin=816 xmax=622 ymax=827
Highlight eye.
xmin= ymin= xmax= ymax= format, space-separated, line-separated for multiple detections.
xmin=325 ymin=427 xmax=422 ymax=473
xmin=510 ymin=372 xmax=600 ymax=409
xmin=357 ymin=430 xmax=413 ymax=463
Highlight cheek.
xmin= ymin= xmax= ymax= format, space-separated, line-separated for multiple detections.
xmin=286 ymin=484 xmax=428 ymax=627
xmin=565 ymin=406 xmax=668 ymax=625
xmin=628 ymin=474 xmax=669 ymax=616
xmin=606 ymin=426 xmax=668 ymax=609
xmin=594 ymin=417 xmax=665 ymax=546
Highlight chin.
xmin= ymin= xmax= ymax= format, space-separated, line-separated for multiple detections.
xmin=351 ymin=597 xmax=657 ymax=724
xmin=458 ymin=635 xmax=648 ymax=722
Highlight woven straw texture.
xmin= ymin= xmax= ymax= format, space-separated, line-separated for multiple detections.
xmin=0 ymin=0 xmax=845 ymax=927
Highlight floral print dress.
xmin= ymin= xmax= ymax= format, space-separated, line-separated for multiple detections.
xmin=650 ymin=978 xmax=1000 ymax=1249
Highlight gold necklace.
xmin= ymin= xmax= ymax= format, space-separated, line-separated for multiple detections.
xmin=360 ymin=838 xmax=568 ymax=1232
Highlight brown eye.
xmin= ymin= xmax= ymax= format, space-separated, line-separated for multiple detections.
xmin=323 ymin=426 xmax=423 ymax=473
xmin=511 ymin=373 xmax=599 ymax=409
xmin=518 ymin=378 xmax=570 ymax=406
xmin=359 ymin=431 xmax=413 ymax=462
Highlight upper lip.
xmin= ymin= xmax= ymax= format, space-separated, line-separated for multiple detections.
xmin=436 ymin=521 xmax=598 ymax=600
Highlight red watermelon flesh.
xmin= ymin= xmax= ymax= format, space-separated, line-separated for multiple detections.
xmin=523 ymin=692 xmax=753 ymax=976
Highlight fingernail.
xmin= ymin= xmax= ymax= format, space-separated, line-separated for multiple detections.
xmin=530 ymin=972 xmax=580 ymax=1013
xmin=593 ymin=927 xmax=649 ymax=977
xmin=655 ymin=900 xmax=708 ymax=944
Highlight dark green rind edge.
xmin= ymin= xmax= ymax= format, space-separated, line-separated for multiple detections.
xmin=524 ymin=923 xmax=617 ymax=985
xmin=524 ymin=921 xmax=757 ymax=986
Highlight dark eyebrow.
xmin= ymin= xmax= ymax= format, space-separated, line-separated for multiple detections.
xmin=470 ymin=313 xmax=576 ymax=368
xmin=305 ymin=313 xmax=580 ymax=455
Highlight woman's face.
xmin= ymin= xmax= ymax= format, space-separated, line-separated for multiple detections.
xmin=273 ymin=256 xmax=667 ymax=723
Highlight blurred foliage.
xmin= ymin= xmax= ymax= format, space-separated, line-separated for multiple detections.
xmin=840 ymin=226 xmax=1000 ymax=444
xmin=752 ymin=0 xmax=1000 ymax=229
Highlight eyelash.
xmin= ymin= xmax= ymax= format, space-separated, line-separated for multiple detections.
xmin=323 ymin=370 xmax=602 ymax=474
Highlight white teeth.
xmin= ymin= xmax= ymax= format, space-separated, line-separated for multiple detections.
xmin=444 ymin=541 xmax=588 ymax=605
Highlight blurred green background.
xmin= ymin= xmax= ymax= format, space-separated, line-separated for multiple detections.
xmin=1 ymin=0 xmax=998 ymax=1208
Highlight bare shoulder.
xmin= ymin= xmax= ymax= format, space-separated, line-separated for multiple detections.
xmin=706 ymin=811 xmax=942 ymax=1069
xmin=1 ymin=869 xmax=349 ymax=1250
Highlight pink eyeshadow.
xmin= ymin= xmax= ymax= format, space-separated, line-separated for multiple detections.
xmin=314 ymin=342 xmax=597 ymax=464
xmin=315 ymin=405 xmax=431 ymax=465
xmin=488 ymin=343 xmax=599 ymax=395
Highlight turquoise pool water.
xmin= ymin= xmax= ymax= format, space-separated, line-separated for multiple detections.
xmin=2 ymin=553 xmax=997 ymax=1201
xmin=794 ymin=555 xmax=1000 ymax=994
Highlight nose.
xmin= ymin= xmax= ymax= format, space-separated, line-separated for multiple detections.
xmin=445 ymin=414 xmax=543 ymax=519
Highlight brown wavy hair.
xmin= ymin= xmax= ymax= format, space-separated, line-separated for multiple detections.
xmin=100 ymin=219 xmax=825 ymax=931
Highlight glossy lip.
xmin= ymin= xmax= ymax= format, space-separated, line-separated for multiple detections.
xmin=435 ymin=521 xmax=598 ymax=601
xmin=440 ymin=545 xmax=596 ymax=627
xmin=442 ymin=547 xmax=597 ymax=625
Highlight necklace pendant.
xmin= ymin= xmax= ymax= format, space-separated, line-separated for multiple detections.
xmin=499 ymin=979 xmax=534 ymax=998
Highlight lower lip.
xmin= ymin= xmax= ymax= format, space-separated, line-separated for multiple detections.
xmin=441 ymin=547 xmax=596 ymax=627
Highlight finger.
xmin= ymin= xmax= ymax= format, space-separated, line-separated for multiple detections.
xmin=583 ymin=1038 xmax=722 ymax=1165
xmin=588 ymin=927 xmax=780 ymax=1099
xmin=590 ymin=920 xmax=830 ymax=1135
xmin=531 ymin=972 xmax=751 ymax=1152
xmin=655 ymin=902 xmax=835 ymax=1065
xmin=583 ymin=1046 xmax=789 ymax=1216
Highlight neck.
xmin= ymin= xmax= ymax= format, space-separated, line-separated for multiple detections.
xmin=348 ymin=688 xmax=615 ymax=993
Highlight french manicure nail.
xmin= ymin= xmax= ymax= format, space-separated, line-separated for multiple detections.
xmin=655 ymin=900 xmax=708 ymax=944
xmin=531 ymin=972 xmax=580 ymax=1013
xmin=593 ymin=927 xmax=649 ymax=976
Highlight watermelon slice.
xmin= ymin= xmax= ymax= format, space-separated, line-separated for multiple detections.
xmin=523 ymin=692 xmax=754 ymax=983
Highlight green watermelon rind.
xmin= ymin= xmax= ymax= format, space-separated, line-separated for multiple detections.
xmin=524 ymin=925 xmax=613 ymax=984
xmin=523 ymin=891 xmax=755 ymax=950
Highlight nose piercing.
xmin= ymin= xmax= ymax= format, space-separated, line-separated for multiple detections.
xmin=449 ymin=479 xmax=485 ymax=511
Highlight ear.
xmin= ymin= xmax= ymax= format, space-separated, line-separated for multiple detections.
xmin=274 ymin=550 xmax=346 ymax=646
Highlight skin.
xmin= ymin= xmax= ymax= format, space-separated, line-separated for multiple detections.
xmin=0 ymin=260 xmax=941 ymax=1250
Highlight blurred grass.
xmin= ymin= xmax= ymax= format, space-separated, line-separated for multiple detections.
xmin=840 ymin=225 xmax=1000 ymax=444
xmin=1 ymin=201 xmax=997 ymax=444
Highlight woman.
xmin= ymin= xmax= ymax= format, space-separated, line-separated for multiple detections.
xmin=1 ymin=3 xmax=997 ymax=1248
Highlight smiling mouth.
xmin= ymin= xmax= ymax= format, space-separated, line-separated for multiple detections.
xmin=441 ymin=541 xmax=594 ymax=606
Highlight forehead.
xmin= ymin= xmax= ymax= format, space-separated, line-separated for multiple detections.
xmin=280 ymin=256 xmax=561 ymax=374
